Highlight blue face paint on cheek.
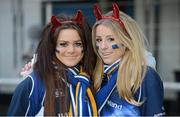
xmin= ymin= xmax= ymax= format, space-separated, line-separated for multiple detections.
xmin=112 ymin=44 xmax=120 ymax=49
xmin=112 ymin=44 xmax=124 ymax=49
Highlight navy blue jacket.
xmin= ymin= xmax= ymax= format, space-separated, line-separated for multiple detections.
xmin=96 ymin=66 xmax=165 ymax=116
xmin=7 ymin=72 xmax=45 ymax=116
xmin=7 ymin=68 xmax=96 ymax=116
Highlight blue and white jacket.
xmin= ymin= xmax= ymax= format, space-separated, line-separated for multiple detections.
xmin=7 ymin=72 xmax=45 ymax=116
xmin=7 ymin=68 xmax=97 ymax=116
xmin=95 ymin=60 xmax=166 ymax=116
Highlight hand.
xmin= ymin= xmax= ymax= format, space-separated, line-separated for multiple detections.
xmin=20 ymin=62 xmax=32 ymax=77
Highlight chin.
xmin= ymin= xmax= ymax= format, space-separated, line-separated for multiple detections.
xmin=65 ymin=64 xmax=77 ymax=67
xmin=64 ymin=62 xmax=79 ymax=67
xmin=103 ymin=60 xmax=112 ymax=65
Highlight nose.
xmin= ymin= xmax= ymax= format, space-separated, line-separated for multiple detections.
xmin=67 ymin=45 xmax=75 ymax=53
xmin=99 ymin=40 xmax=108 ymax=50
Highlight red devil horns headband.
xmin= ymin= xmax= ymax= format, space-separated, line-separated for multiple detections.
xmin=94 ymin=3 xmax=130 ymax=38
xmin=51 ymin=10 xmax=83 ymax=33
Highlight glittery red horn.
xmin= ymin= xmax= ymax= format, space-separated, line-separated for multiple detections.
xmin=93 ymin=4 xmax=102 ymax=20
xmin=112 ymin=3 xmax=120 ymax=19
xmin=51 ymin=16 xmax=62 ymax=33
xmin=74 ymin=10 xmax=83 ymax=24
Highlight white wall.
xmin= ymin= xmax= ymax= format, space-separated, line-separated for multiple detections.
xmin=159 ymin=0 xmax=180 ymax=99
xmin=159 ymin=0 xmax=180 ymax=82
xmin=135 ymin=0 xmax=180 ymax=82
xmin=0 ymin=0 xmax=15 ymax=77
xmin=0 ymin=0 xmax=42 ymax=78
xmin=134 ymin=0 xmax=180 ymax=99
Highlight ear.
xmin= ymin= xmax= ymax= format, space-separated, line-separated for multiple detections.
xmin=74 ymin=10 xmax=83 ymax=24
xmin=93 ymin=4 xmax=102 ymax=20
xmin=112 ymin=3 xmax=120 ymax=19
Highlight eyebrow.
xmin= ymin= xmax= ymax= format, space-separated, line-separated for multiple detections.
xmin=95 ymin=35 xmax=114 ymax=38
xmin=57 ymin=40 xmax=82 ymax=43
xmin=74 ymin=40 xmax=82 ymax=42
xmin=106 ymin=35 xmax=114 ymax=38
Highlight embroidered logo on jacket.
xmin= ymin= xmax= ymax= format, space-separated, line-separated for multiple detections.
xmin=107 ymin=100 xmax=123 ymax=110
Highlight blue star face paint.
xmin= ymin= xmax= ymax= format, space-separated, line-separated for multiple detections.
xmin=112 ymin=44 xmax=119 ymax=49
xmin=112 ymin=44 xmax=123 ymax=49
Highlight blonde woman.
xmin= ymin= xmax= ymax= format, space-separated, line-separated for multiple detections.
xmin=92 ymin=3 xmax=165 ymax=116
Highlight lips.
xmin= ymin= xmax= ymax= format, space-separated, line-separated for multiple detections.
xmin=66 ymin=56 xmax=77 ymax=59
xmin=101 ymin=52 xmax=112 ymax=57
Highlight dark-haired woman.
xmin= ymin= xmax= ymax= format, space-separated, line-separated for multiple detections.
xmin=8 ymin=10 xmax=97 ymax=116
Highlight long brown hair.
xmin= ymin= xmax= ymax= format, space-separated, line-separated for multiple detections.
xmin=34 ymin=14 xmax=96 ymax=115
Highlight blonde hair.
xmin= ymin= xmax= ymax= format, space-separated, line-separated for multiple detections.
xmin=92 ymin=11 xmax=148 ymax=106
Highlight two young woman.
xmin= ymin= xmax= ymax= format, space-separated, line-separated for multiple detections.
xmin=8 ymin=3 xmax=165 ymax=116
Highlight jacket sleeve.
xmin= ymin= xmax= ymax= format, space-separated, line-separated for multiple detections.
xmin=7 ymin=77 xmax=33 ymax=116
xmin=140 ymin=67 xmax=165 ymax=116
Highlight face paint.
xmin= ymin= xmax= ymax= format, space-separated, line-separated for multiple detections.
xmin=96 ymin=45 xmax=99 ymax=50
xmin=112 ymin=44 xmax=123 ymax=49
xmin=81 ymin=49 xmax=84 ymax=53
xmin=56 ymin=45 xmax=61 ymax=53
xmin=55 ymin=49 xmax=60 ymax=53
